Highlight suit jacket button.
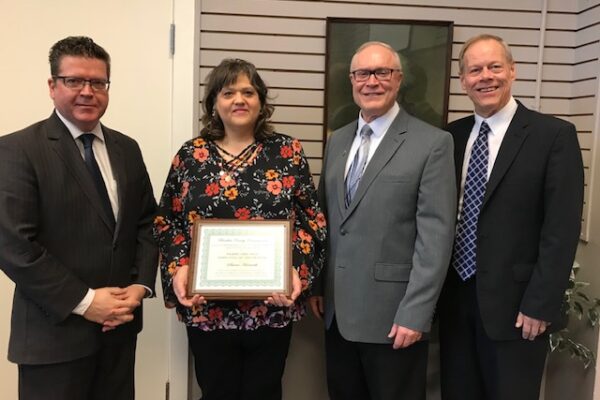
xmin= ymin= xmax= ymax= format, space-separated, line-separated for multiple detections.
xmin=340 ymin=229 xmax=347 ymax=235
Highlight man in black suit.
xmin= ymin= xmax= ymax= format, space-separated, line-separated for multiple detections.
xmin=0 ymin=36 xmax=157 ymax=400
xmin=438 ymin=34 xmax=584 ymax=400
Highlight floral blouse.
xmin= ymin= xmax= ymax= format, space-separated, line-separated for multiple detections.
xmin=154 ymin=133 xmax=326 ymax=331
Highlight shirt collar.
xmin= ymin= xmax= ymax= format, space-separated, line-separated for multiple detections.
xmin=474 ymin=97 xmax=517 ymax=135
xmin=357 ymin=102 xmax=400 ymax=139
xmin=55 ymin=110 xmax=104 ymax=142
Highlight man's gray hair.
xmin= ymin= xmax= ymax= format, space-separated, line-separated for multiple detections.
xmin=351 ymin=41 xmax=403 ymax=72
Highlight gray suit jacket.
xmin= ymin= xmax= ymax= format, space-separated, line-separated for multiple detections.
xmin=318 ymin=108 xmax=456 ymax=344
xmin=0 ymin=112 xmax=158 ymax=364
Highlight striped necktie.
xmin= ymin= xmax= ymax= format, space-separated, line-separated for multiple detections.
xmin=345 ymin=124 xmax=373 ymax=207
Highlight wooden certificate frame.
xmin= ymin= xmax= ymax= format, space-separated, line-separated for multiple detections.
xmin=188 ymin=219 xmax=293 ymax=299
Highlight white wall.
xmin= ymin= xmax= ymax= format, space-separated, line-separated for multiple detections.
xmin=542 ymin=2 xmax=600 ymax=399
xmin=2 ymin=1 xmax=600 ymax=399
xmin=0 ymin=1 xmax=174 ymax=399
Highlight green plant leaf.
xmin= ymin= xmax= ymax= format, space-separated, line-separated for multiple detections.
xmin=575 ymin=292 xmax=591 ymax=302
xmin=549 ymin=262 xmax=599 ymax=368
xmin=588 ymin=309 xmax=600 ymax=327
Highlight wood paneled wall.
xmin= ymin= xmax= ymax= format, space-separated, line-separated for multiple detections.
xmin=196 ymin=0 xmax=600 ymax=239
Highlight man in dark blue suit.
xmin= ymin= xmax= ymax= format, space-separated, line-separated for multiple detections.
xmin=438 ymin=34 xmax=584 ymax=400
xmin=0 ymin=36 xmax=157 ymax=400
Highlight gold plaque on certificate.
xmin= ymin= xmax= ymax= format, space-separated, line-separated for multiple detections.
xmin=188 ymin=219 xmax=293 ymax=299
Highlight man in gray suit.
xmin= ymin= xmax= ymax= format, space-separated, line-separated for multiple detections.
xmin=309 ymin=41 xmax=456 ymax=399
xmin=0 ymin=36 xmax=157 ymax=399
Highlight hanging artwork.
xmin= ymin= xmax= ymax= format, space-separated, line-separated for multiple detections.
xmin=324 ymin=17 xmax=454 ymax=139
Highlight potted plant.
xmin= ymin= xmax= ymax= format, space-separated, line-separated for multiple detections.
xmin=549 ymin=262 xmax=600 ymax=368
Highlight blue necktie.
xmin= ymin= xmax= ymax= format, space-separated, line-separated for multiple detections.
xmin=79 ymin=134 xmax=114 ymax=224
xmin=452 ymin=121 xmax=490 ymax=280
xmin=345 ymin=124 xmax=373 ymax=207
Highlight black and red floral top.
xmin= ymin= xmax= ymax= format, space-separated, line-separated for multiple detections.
xmin=154 ymin=133 xmax=326 ymax=331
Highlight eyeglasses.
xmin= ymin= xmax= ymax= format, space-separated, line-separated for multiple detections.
xmin=350 ymin=68 xmax=400 ymax=82
xmin=53 ymin=76 xmax=110 ymax=91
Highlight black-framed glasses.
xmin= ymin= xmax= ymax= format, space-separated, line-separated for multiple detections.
xmin=53 ymin=76 xmax=110 ymax=91
xmin=350 ymin=68 xmax=400 ymax=82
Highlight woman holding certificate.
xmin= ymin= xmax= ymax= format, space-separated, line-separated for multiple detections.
xmin=154 ymin=58 xmax=326 ymax=400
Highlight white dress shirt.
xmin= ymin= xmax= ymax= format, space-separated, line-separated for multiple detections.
xmin=56 ymin=111 xmax=119 ymax=219
xmin=344 ymin=102 xmax=401 ymax=177
xmin=56 ymin=111 xmax=150 ymax=315
xmin=457 ymin=97 xmax=518 ymax=215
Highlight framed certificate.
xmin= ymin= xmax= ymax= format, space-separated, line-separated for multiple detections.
xmin=188 ymin=218 xmax=293 ymax=299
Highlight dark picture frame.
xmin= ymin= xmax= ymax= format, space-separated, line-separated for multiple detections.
xmin=324 ymin=18 xmax=454 ymax=140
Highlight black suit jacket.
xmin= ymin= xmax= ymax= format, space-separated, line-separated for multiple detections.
xmin=0 ymin=112 xmax=158 ymax=364
xmin=440 ymin=101 xmax=583 ymax=340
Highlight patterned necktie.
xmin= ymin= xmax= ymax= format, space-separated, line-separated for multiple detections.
xmin=452 ymin=121 xmax=490 ymax=280
xmin=79 ymin=134 xmax=115 ymax=223
xmin=345 ymin=124 xmax=373 ymax=207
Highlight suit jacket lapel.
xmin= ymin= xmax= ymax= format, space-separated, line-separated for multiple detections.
xmin=483 ymin=103 xmax=530 ymax=207
xmin=343 ymin=110 xmax=407 ymax=220
xmin=46 ymin=113 xmax=115 ymax=233
xmin=332 ymin=123 xmax=358 ymax=216
xmin=103 ymin=126 xmax=124 ymax=239
xmin=451 ymin=116 xmax=473 ymax=189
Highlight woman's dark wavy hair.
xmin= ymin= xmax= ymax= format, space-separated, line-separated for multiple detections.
xmin=200 ymin=58 xmax=274 ymax=141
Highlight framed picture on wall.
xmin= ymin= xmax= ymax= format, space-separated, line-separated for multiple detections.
xmin=324 ymin=18 xmax=454 ymax=140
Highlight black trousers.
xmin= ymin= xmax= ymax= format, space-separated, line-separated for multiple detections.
xmin=439 ymin=276 xmax=548 ymax=400
xmin=325 ymin=318 xmax=428 ymax=400
xmin=187 ymin=324 xmax=293 ymax=400
xmin=18 ymin=337 xmax=137 ymax=400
